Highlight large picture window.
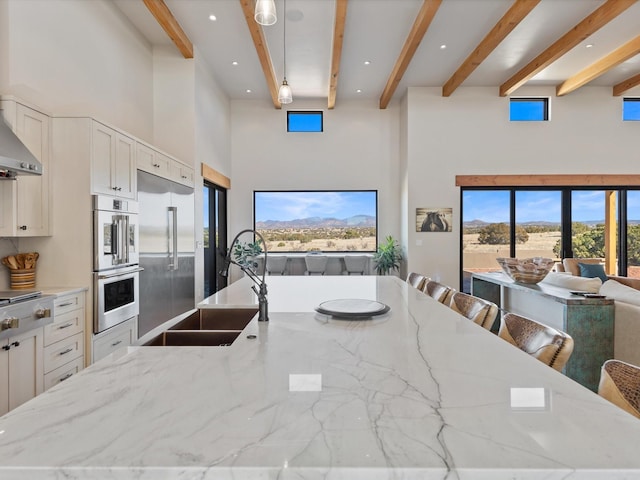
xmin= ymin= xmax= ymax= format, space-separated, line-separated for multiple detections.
xmin=461 ymin=186 xmax=640 ymax=292
xmin=254 ymin=190 xmax=377 ymax=252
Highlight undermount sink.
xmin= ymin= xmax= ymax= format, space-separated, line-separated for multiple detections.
xmin=144 ymin=308 xmax=258 ymax=347
xmin=169 ymin=308 xmax=258 ymax=331
xmin=145 ymin=330 xmax=241 ymax=347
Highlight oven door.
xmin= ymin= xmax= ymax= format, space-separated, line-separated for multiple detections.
xmin=94 ymin=266 xmax=143 ymax=334
xmin=94 ymin=210 xmax=139 ymax=271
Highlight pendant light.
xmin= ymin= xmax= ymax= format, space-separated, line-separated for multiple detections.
xmin=278 ymin=0 xmax=293 ymax=104
xmin=254 ymin=0 xmax=277 ymax=26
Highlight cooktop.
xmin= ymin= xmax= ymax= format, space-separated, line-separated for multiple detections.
xmin=0 ymin=290 xmax=42 ymax=305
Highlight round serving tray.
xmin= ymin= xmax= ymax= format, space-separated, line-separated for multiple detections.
xmin=315 ymin=299 xmax=390 ymax=319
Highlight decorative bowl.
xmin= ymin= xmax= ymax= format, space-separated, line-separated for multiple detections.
xmin=496 ymin=257 xmax=555 ymax=284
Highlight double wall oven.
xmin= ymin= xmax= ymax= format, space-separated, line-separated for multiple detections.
xmin=93 ymin=195 xmax=142 ymax=334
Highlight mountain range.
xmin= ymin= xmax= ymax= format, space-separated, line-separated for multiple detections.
xmin=256 ymin=215 xmax=376 ymax=229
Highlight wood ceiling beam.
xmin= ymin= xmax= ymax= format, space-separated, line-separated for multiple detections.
xmin=442 ymin=0 xmax=540 ymax=97
xmin=328 ymin=0 xmax=348 ymax=110
xmin=379 ymin=0 xmax=442 ymax=109
xmin=499 ymin=0 xmax=636 ymax=97
xmin=456 ymin=174 xmax=640 ymax=187
xmin=613 ymin=71 xmax=640 ymax=96
xmin=239 ymin=0 xmax=281 ymax=109
xmin=557 ymin=35 xmax=640 ymax=96
xmin=142 ymin=0 xmax=193 ymax=59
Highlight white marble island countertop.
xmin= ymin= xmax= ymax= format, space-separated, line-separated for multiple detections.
xmin=1 ymin=276 xmax=640 ymax=479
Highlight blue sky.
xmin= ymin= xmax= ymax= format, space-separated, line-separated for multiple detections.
xmin=254 ymin=191 xmax=377 ymax=221
xmin=462 ymin=190 xmax=639 ymax=223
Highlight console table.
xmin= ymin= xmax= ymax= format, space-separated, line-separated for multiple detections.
xmin=471 ymin=271 xmax=614 ymax=391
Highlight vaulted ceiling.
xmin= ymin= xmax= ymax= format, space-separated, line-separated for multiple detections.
xmin=114 ymin=0 xmax=640 ymax=109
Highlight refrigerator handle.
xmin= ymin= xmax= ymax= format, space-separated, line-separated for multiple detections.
xmin=168 ymin=206 xmax=178 ymax=271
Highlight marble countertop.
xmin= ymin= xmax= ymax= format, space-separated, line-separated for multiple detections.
xmin=1 ymin=276 xmax=640 ymax=479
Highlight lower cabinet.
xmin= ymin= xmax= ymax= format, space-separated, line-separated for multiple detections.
xmin=0 ymin=327 xmax=44 ymax=416
xmin=92 ymin=317 xmax=137 ymax=363
xmin=43 ymin=291 xmax=86 ymax=391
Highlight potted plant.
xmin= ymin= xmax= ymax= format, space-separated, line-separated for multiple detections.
xmin=373 ymin=235 xmax=403 ymax=275
xmin=233 ymin=240 xmax=264 ymax=271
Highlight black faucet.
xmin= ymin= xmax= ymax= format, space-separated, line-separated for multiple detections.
xmin=220 ymin=229 xmax=269 ymax=322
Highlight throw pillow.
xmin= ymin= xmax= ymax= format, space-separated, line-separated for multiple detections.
xmin=540 ymin=272 xmax=602 ymax=293
xmin=600 ymin=279 xmax=640 ymax=306
xmin=578 ymin=262 xmax=608 ymax=283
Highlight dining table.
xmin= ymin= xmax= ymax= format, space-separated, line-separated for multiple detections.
xmin=1 ymin=275 xmax=640 ymax=479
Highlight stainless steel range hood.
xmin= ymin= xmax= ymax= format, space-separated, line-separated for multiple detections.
xmin=0 ymin=118 xmax=42 ymax=179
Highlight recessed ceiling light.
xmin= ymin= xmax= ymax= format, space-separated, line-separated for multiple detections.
xmin=586 ymin=44 xmax=593 ymax=48
xmin=232 ymin=61 xmax=238 ymax=66
xmin=364 ymin=61 xmax=371 ymax=65
xmin=209 ymin=14 xmax=217 ymax=21
xmin=246 ymin=89 xmax=252 ymax=93
xmin=440 ymin=44 xmax=447 ymax=50
xmin=356 ymin=89 xmax=362 ymax=93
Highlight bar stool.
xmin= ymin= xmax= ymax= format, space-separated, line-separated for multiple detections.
xmin=448 ymin=291 xmax=498 ymax=330
xmin=598 ymin=359 xmax=640 ymax=419
xmin=406 ymin=272 xmax=428 ymax=290
xmin=422 ymin=280 xmax=453 ymax=304
xmin=344 ymin=255 xmax=369 ymax=275
xmin=304 ymin=254 xmax=328 ymax=275
xmin=498 ymin=313 xmax=574 ymax=372
xmin=266 ymin=256 xmax=288 ymax=275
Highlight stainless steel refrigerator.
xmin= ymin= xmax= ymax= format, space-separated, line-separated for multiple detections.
xmin=137 ymin=170 xmax=195 ymax=337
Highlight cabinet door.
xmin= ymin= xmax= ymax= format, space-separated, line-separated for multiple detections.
xmin=114 ymin=133 xmax=136 ymax=199
xmin=8 ymin=327 xmax=44 ymax=411
xmin=15 ymin=104 xmax=51 ymax=236
xmin=91 ymin=122 xmax=116 ymax=196
xmin=0 ymin=102 xmax=51 ymax=236
xmin=0 ymin=342 xmax=8 ymax=416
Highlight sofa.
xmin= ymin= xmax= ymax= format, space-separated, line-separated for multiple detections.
xmin=541 ymin=264 xmax=640 ymax=366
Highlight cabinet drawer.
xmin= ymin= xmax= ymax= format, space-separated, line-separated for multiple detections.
xmin=93 ymin=319 xmax=136 ymax=363
xmin=43 ymin=332 xmax=84 ymax=373
xmin=43 ymin=356 xmax=84 ymax=391
xmin=54 ymin=292 xmax=85 ymax=316
xmin=44 ymin=309 xmax=83 ymax=346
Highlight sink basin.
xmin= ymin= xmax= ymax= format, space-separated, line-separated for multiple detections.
xmin=145 ymin=330 xmax=241 ymax=347
xmin=169 ymin=308 xmax=258 ymax=331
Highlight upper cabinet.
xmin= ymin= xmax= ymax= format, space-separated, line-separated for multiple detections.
xmin=0 ymin=100 xmax=51 ymax=236
xmin=91 ymin=121 xmax=136 ymax=199
xmin=136 ymin=141 xmax=194 ymax=188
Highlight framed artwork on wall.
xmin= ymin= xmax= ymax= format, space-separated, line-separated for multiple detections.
xmin=416 ymin=208 xmax=452 ymax=232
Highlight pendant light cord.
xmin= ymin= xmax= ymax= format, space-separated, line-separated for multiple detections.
xmin=283 ymin=0 xmax=287 ymax=79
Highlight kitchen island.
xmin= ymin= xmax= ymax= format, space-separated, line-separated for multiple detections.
xmin=1 ymin=275 xmax=640 ymax=479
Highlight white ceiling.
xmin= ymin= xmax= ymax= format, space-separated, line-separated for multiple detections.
xmin=113 ymin=0 xmax=640 ymax=105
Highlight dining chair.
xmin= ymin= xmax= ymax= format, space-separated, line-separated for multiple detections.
xmin=304 ymin=254 xmax=328 ymax=275
xmin=448 ymin=291 xmax=498 ymax=330
xmin=598 ymin=359 xmax=640 ymax=419
xmin=423 ymin=280 xmax=454 ymax=305
xmin=498 ymin=313 xmax=574 ymax=372
xmin=266 ymin=256 xmax=288 ymax=275
xmin=343 ymin=255 xmax=369 ymax=275
xmin=406 ymin=272 xmax=427 ymax=290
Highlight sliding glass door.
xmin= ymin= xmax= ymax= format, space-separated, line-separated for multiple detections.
xmin=204 ymin=182 xmax=227 ymax=297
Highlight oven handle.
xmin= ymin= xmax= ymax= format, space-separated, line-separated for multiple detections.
xmin=97 ymin=267 xmax=144 ymax=280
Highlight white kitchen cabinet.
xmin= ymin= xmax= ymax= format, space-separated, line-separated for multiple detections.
xmin=136 ymin=142 xmax=170 ymax=178
xmin=0 ymin=327 xmax=44 ymax=416
xmin=92 ymin=316 xmax=137 ymax=363
xmin=43 ymin=291 xmax=85 ymax=391
xmin=0 ymin=100 xmax=51 ymax=236
xmin=91 ymin=121 xmax=136 ymax=199
xmin=169 ymin=160 xmax=194 ymax=187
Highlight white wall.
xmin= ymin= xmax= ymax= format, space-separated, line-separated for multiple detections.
xmin=229 ymin=98 xmax=401 ymax=274
xmin=1 ymin=0 xmax=154 ymax=140
xmin=406 ymin=86 xmax=640 ymax=289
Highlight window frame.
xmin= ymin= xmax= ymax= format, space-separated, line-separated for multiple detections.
xmin=622 ymin=97 xmax=640 ymax=121
xmin=287 ymin=111 xmax=324 ymax=132
xmin=509 ymin=97 xmax=550 ymax=122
